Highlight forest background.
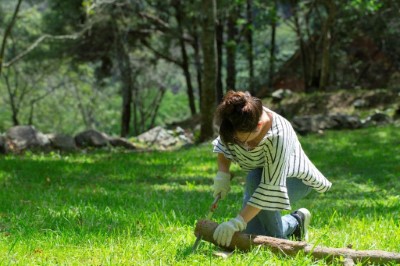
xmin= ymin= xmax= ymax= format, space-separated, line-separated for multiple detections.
xmin=1 ymin=0 xmax=399 ymax=141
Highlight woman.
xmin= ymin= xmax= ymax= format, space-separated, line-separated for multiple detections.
xmin=212 ymin=90 xmax=332 ymax=247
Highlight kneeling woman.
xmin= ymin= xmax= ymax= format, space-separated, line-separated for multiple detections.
xmin=211 ymin=90 xmax=332 ymax=246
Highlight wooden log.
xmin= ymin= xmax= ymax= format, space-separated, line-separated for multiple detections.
xmin=195 ymin=219 xmax=400 ymax=264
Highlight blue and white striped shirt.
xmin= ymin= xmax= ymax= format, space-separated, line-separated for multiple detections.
xmin=212 ymin=108 xmax=332 ymax=211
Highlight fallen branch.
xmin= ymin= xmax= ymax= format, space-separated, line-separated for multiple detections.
xmin=195 ymin=219 xmax=400 ymax=264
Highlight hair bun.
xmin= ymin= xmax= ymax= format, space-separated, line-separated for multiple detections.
xmin=222 ymin=91 xmax=250 ymax=116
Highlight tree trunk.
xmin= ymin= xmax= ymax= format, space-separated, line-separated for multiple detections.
xmin=268 ymin=0 xmax=278 ymax=88
xmin=191 ymin=22 xmax=203 ymax=108
xmin=291 ymin=0 xmax=311 ymax=93
xmin=216 ymin=19 xmax=224 ymax=103
xmin=173 ymin=0 xmax=197 ymax=115
xmin=0 ymin=0 xmax=22 ymax=75
xmin=226 ymin=7 xmax=238 ymax=92
xmin=3 ymin=73 xmax=20 ymax=125
xmin=246 ymin=0 xmax=255 ymax=94
xmin=199 ymin=0 xmax=217 ymax=142
xmin=195 ymin=220 xmax=400 ymax=264
xmin=114 ymin=22 xmax=133 ymax=137
xmin=319 ymin=0 xmax=336 ymax=90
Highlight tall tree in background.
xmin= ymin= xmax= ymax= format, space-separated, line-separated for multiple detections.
xmin=225 ymin=4 xmax=238 ymax=92
xmin=268 ymin=0 xmax=278 ymax=88
xmin=319 ymin=0 xmax=336 ymax=90
xmin=215 ymin=13 xmax=224 ymax=103
xmin=0 ymin=0 xmax=23 ymax=76
xmin=199 ymin=0 xmax=217 ymax=141
xmin=172 ymin=0 xmax=197 ymax=115
xmin=246 ymin=0 xmax=255 ymax=94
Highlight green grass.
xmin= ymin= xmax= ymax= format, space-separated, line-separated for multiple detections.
xmin=0 ymin=125 xmax=399 ymax=265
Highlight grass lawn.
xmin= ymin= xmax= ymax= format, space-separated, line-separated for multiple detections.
xmin=0 ymin=125 xmax=399 ymax=265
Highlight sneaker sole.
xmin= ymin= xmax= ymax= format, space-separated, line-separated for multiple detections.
xmin=297 ymin=208 xmax=311 ymax=241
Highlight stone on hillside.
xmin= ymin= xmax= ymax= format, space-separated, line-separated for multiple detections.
xmin=272 ymin=89 xmax=293 ymax=103
xmin=6 ymin=125 xmax=50 ymax=152
xmin=353 ymin=98 xmax=368 ymax=108
xmin=74 ymin=129 xmax=109 ymax=148
xmin=137 ymin=126 xmax=178 ymax=148
xmin=108 ymin=136 xmax=136 ymax=150
xmin=47 ymin=133 xmax=77 ymax=151
xmin=362 ymin=112 xmax=392 ymax=127
xmin=292 ymin=114 xmax=361 ymax=134
xmin=330 ymin=114 xmax=362 ymax=129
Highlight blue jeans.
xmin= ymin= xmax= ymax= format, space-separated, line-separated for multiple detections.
xmin=242 ymin=168 xmax=312 ymax=239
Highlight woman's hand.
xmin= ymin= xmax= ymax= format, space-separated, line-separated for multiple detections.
xmin=213 ymin=171 xmax=231 ymax=199
xmin=213 ymin=215 xmax=247 ymax=246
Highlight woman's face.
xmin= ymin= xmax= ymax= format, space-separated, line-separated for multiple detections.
xmin=233 ymin=129 xmax=259 ymax=147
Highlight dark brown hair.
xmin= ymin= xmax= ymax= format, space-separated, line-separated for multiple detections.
xmin=215 ymin=90 xmax=263 ymax=144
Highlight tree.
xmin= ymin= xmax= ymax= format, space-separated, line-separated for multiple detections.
xmin=0 ymin=0 xmax=23 ymax=76
xmin=199 ymin=0 xmax=217 ymax=141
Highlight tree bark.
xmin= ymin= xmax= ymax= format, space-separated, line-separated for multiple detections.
xmin=226 ymin=6 xmax=238 ymax=92
xmin=291 ymin=0 xmax=310 ymax=93
xmin=173 ymin=0 xmax=197 ymax=115
xmin=268 ymin=0 xmax=278 ymax=88
xmin=319 ymin=0 xmax=336 ymax=90
xmin=0 ymin=0 xmax=22 ymax=75
xmin=113 ymin=22 xmax=133 ymax=137
xmin=246 ymin=0 xmax=255 ymax=94
xmin=190 ymin=22 xmax=203 ymax=109
xmin=216 ymin=19 xmax=224 ymax=103
xmin=195 ymin=220 xmax=400 ymax=264
xmin=199 ymin=0 xmax=217 ymax=142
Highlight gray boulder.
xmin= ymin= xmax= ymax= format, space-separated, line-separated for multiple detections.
xmin=6 ymin=125 xmax=50 ymax=152
xmin=292 ymin=114 xmax=361 ymax=134
xmin=47 ymin=133 xmax=77 ymax=151
xmin=108 ymin=136 xmax=136 ymax=150
xmin=362 ymin=112 xmax=392 ymax=127
xmin=137 ymin=126 xmax=177 ymax=148
xmin=74 ymin=129 xmax=109 ymax=148
xmin=272 ymin=89 xmax=293 ymax=103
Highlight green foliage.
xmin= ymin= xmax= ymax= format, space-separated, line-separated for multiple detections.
xmin=349 ymin=0 xmax=383 ymax=13
xmin=156 ymin=90 xmax=191 ymax=126
xmin=0 ymin=126 xmax=399 ymax=265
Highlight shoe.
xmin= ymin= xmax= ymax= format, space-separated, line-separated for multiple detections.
xmin=290 ymin=208 xmax=311 ymax=241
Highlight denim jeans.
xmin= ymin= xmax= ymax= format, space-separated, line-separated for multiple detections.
xmin=242 ymin=168 xmax=312 ymax=239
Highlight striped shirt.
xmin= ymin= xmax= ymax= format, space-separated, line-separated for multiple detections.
xmin=212 ymin=108 xmax=332 ymax=211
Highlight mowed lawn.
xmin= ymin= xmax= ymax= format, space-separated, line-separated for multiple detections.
xmin=0 ymin=125 xmax=399 ymax=265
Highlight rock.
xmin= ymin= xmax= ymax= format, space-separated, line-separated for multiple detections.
xmin=108 ymin=136 xmax=136 ymax=150
xmin=272 ymin=89 xmax=293 ymax=103
xmin=330 ymin=114 xmax=362 ymax=129
xmin=353 ymin=98 xmax=368 ymax=108
xmin=6 ymin=125 xmax=50 ymax=152
xmin=74 ymin=129 xmax=109 ymax=148
xmin=292 ymin=114 xmax=361 ymax=134
xmin=137 ymin=126 xmax=177 ymax=148
xmin=362 ymin=112 xmax=392 ymax=127
xmin=47 ymin=133 xmax=77 ymax=151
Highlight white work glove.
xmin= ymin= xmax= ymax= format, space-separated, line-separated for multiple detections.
xmin=213 ymin=171 xmax=231 ymax=199
xmin=213 ymin=215 xmax=247 ymax=247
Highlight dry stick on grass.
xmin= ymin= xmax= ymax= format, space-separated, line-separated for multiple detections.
xmin=195 ymin=219 xmax=400 ymax=265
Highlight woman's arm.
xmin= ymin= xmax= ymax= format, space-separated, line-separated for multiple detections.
xmin=217 ymin=152 xmax=231 ymax=173
xmin=240 ymin=204 xmax=261 ymax=223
